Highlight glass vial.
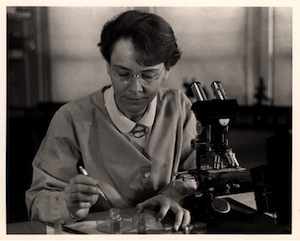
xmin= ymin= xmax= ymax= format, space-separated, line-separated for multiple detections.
xmin=132 ymin=213 xmax=146 ymax=234
xmin=108 ymin=208 xmax=123 ymax=234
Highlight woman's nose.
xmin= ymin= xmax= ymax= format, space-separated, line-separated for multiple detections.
xmin=129 ymin=77 xmax=143 ymax=93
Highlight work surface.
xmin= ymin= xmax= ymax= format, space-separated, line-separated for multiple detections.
xmin=7 ymin=194 xmax=290 ymax=235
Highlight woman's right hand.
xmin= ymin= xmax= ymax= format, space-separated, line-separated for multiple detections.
xmin=64 ymin=174 xmax=101 ymax=220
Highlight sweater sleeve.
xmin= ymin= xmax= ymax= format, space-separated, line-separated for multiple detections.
xmin=158 ymin=91 xmax=197 ymax=204
xmin=25 ymin=107 xmax=82 ymax=223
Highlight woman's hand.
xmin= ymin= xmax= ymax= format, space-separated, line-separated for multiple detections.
xmin=136 ymin=194 xmax=191 ymax=231
xmin=64 ymin=174 xmax=101 ymax=220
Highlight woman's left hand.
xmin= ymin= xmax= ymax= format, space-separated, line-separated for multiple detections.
xmin=136 ymin=194 xmax=191 ymax=231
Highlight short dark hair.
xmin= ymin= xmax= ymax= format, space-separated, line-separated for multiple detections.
xmin=98 ymin=10 xmax=181 ymax=70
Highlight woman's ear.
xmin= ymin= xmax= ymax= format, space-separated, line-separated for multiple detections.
xmin=106 ymin=62 xmax=111 ymax=76
xmin=163 ymin=69 xmax=171 ymax=81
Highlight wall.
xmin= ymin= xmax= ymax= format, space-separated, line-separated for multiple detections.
xmin=273 ymin=8 xmax=292 ymax=106
xmin=158 ymin=7 xmax=248 ymax=103
xmin=48 ymin=7 xmax=126 ymax=101
xmin=47 ymin=7 xmax=292 ymax=106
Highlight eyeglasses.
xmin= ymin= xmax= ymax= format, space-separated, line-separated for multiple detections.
xmin=110 ymin=65 xmax=165 ymax=84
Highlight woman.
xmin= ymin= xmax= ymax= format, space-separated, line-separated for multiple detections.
xmin=26 ymin=10 xmax=197 ymax=231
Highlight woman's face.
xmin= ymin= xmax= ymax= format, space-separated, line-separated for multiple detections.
xmin=107 ymin=38 xmax=169 ymax=121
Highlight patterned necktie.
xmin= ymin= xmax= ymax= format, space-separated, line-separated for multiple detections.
xmin=131 ymin=124 xmax=149 ymax=138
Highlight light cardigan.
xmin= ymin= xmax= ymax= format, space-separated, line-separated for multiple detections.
xmin=25 ymin=86 xmax=197 ymax=223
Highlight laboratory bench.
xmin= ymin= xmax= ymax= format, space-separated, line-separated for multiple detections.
xmin=7 ymin=193 xmax=290 ymax=235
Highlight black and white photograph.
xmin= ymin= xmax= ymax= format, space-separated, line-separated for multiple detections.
xmin=2 ymin=1 xmax=298 ymax=239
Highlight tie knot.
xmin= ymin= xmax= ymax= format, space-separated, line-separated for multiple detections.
xmin=131 ymin=124 xmax=149 ymax=138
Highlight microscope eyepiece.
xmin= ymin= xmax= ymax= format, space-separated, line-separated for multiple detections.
xmin=191 ymin=82 xmax=207 ymax=101
xmin=211 ymin=81 xmax=227 ymax=100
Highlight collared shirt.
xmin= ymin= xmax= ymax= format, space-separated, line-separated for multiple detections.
xmin=104 ymin=86 xmax=156 ymax=149
xmin=104 ymin=86 xmax=156 ymax=133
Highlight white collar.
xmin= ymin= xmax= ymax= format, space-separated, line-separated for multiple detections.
xmin=104 ymin=86 xmax=157 ymax=133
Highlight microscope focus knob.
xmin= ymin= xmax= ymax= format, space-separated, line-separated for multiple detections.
xmin=232 ymin=183 xmax=240 ymax=189
xmin=208 ymin=187 xmax=215 ymax=192
xmin=211 ymin=198 xmax=231 ymax=214
xmin=196 ymin=122 xmax=203 ymax=134
xmin=191 ymin=139 xmax=206 ymax=149
xmin=191 ymin=139 xmax=199 ymax=149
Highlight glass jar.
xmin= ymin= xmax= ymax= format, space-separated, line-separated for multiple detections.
xmin=107 ymin=208 xmax=123 ymax=234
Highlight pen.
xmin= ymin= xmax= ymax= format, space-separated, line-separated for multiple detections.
xmin=78 ymin=165 xmax=113 ymax=208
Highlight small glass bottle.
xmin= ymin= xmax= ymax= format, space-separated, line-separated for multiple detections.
xmin=132 ymin=213 xmax=146 ymax=234
xmin=108 ymin=208 xmax=123 ymax=234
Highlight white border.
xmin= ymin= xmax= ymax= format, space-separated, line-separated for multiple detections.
xmin=1 ymin=1 xmax=299 ymax=240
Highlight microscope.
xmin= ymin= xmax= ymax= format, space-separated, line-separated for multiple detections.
xmin=178 ymin=81 xmax=246 ymax=222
